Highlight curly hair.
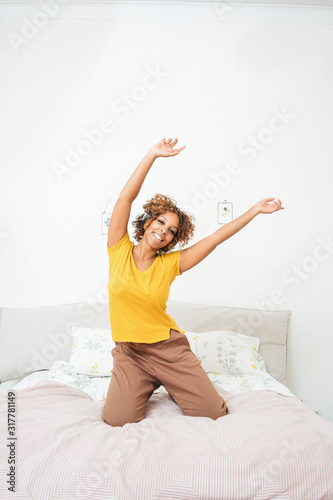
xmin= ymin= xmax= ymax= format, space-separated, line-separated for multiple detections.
xmin=131 ymin=193 xmax=196 ymax=254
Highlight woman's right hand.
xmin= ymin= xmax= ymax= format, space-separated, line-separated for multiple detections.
xmin=149 ymin=137 xmax=186 ymax=158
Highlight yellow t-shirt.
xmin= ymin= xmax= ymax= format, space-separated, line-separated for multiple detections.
xmin=107 ymin=230 xmax=185 ymax=343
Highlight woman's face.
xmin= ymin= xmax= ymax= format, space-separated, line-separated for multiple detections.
xmin=145 ymin=211 xmax=179 ymax=249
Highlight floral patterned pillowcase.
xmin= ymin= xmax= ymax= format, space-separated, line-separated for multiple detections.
xmin=68 ymin=327 xmax=266 ymax=378
xmin=69 ymin=327 xmax=114 ymax=377
xmin=184 ymin=330 xmax=267 ymax=375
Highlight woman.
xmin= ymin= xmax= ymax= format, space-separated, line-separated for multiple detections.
xmin=101 ymin=137 xmax=284 ymax=427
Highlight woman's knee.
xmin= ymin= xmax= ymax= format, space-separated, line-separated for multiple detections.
xmin=209 ymin=397 xmax=229 ymax=419
xmin=184 ymin=396 xmax=229 ymax=420
xmin=102 ymin=405 xmax=144 ymax=427
xmin=211 ymin=398 xmax=229 ymax=419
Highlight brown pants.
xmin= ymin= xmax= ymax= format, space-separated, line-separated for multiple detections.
xmin=102 ymin=329 xmax=229 ymax=427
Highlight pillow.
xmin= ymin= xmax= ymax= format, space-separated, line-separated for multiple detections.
xmin=185 ymin=330 xmax=267 ymax=375
xmin=167 ymin=300 xmax=291 ymax=385
xmin=69 ymin=327 xmax=114 ymax=377
xmin=69 ymin=327 xmax=265 ymax=378
xmin=0 ymin=303 xmax=111 ymax=383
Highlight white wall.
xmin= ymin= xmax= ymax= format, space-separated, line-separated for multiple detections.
xmin=1 ymin=2 xmax=332 ymax=420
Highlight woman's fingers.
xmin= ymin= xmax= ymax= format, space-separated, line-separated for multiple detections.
xmin=162 ymin=137 xmax=179 ymax=147
xmin=168 ymin=145 xmax=186 ymax=155
xmin=256 ymin=197 xmax=285 ymax=214
xmin=157 ymin=137 xmax=186 ymax=156
xmin=273 ymin=199 xmax=285 ymax=211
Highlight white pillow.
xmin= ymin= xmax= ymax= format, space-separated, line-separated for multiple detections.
xmin=68 ymin=327 xmax=266 ymax=378
xmin=69 ymin=327 xmax=114 ymax=377
xmin=184 ymin=330 xmax=267 ymax=375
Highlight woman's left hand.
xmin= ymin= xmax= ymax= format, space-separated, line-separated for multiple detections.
xmin=254 ymin=197 xmax=285 ymax=214
xmin=149 ymin=137 xmax=186 ymax=158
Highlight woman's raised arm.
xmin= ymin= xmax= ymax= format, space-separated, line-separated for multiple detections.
xmin=107 ymin=137 xmax=185 ymax=248
xmin=119 ymin=137 xmax=185 ymax=202
xmin=179 ymin=198 xmax=285 ymax=273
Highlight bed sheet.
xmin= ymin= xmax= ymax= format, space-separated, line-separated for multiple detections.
xmin=12 ymin=360 xmax=295 ymax=401
xmin=1 ymin=379 xmax=332 ymax=500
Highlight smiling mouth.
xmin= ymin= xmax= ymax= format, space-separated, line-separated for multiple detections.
xmin=153 ymin=232 xmax=163 ymax=242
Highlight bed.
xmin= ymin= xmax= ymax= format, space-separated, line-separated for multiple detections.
xmin=0 ymin=300 xmax=332 ymax=499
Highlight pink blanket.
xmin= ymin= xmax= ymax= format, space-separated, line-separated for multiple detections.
xmin=1 ymin=380 xmax=332 ymax=499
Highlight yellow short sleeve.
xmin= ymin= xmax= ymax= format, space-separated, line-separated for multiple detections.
xmin=107 ymin=231 xmax=130 ymax=256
